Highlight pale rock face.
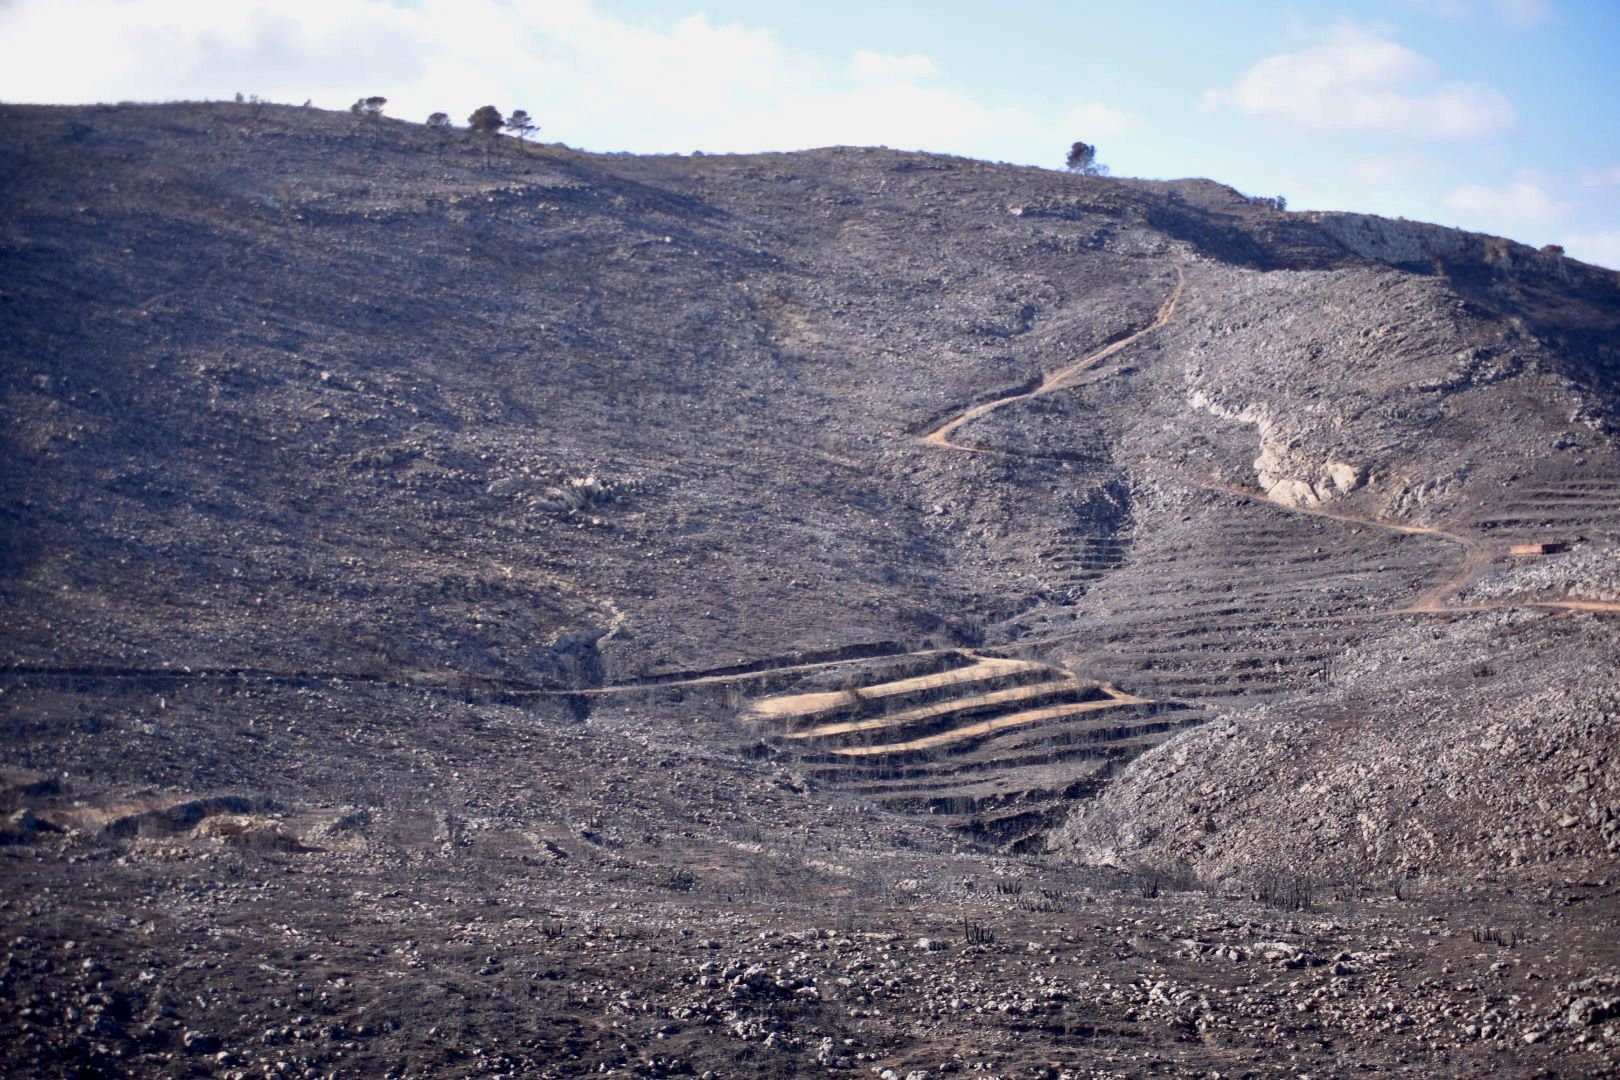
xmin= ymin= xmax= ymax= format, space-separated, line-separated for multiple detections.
xmin=1260 ymin=460 xmax=1363 ymax=510
xmin=1307 ymin=212 xmax=1471 ymax=267
xmin=1189 ymin=390 xmax=1362 ymax=509
xmin=1251 ymin=440 xmax=1313 ymax=507
xmin=1265 ymin=477 xmax=1320 ymax=509
xmin=1327 ymin=461 xmax=1363 ymax=494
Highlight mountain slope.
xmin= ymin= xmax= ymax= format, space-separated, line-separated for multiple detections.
xmin=3 ymin=101 xmax=1620 ymax=1077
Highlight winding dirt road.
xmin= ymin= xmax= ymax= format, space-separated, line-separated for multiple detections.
xmin=920 ymin=267 xmax=1185 ymax=452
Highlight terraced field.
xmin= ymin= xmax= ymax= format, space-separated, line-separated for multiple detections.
xmin=1053 ymin=483 xmax=1458 ymax=694
xmin=746 ymin=651 xmax=1197 ymax=850
xmin=1464 ymin=476 xmax=1620 ymax=543
xmin=1031 ymin=529 xmax=1134 ymax=606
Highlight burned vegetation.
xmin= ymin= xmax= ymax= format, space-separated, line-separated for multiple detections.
xmin=2 ymin=101 xmax=1620 ymax=1077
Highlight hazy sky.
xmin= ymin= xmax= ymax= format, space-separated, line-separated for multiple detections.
xmin=1 ymin=0 xmax=1616 ymax=267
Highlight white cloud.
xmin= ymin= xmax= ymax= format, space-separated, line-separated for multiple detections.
xmin=1202 ymin=26 xmax=1514 ymax=139
xmin=1561 ymin=231 xmax=1620 ymax=271
xmin=1440 ymin=180 xmax=1565 ymax=223
xmin=0 ymin=1 xmax=435 ymax=107
xmin=0 ymin=0 xmax=1128 ymax=164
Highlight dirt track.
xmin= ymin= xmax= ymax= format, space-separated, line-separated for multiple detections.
xmin=919 ymin=267 xmax=1185 ymax=452
xmin=1191 ymin=479 xmax=1620 ymax=616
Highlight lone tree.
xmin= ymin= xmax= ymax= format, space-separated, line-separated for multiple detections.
xmin=468 ymin=105 xmax=505 ymax=167
xmin=351 ymin=96 xmax=388 ymax=118
xmin=426 ymin=112 xmax=452 ymax=159
xmin=505 ymin=109 xmax=537 ymax=154
xmin=467 ymin=104 xmax=504 ymax=133
xmin=1065 ymin=140 xmax=1109 ymax=176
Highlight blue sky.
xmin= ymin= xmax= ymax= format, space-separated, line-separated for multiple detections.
xmin=1 ymin=0 xmax=1616 ymax=266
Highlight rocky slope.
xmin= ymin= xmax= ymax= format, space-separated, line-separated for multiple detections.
xmin=2 ymin=101 xmax=1619 ymax=1077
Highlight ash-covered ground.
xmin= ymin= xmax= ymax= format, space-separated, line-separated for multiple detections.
xmin=3 ymin=101 xmax=1619 ymax=1078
